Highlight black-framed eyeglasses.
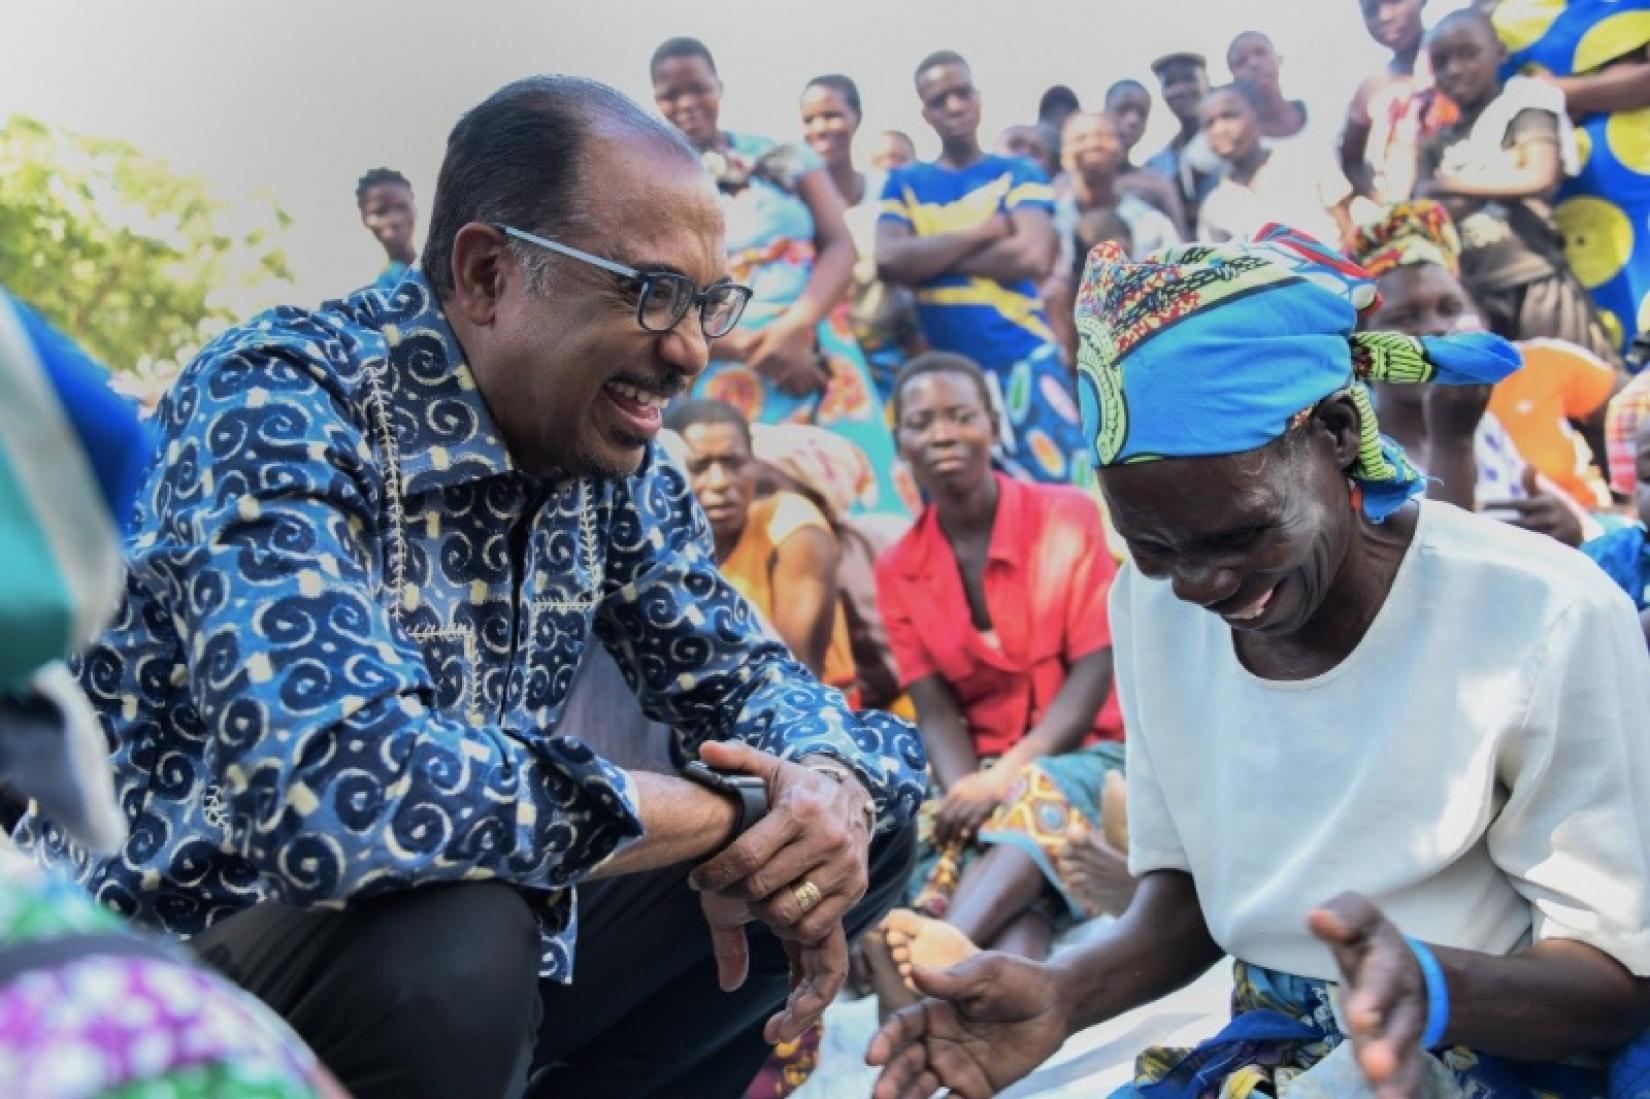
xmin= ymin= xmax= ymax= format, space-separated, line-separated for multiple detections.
xmin=497 ymin=224 xmax=752 ymax=339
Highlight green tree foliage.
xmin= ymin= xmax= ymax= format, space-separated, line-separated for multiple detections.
xmin=0 ymin=113 xmax=292 ymax=375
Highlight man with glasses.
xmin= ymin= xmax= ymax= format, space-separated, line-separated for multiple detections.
xmin=18 ymin=76 xmax=923 ymax=1098
xmin=876 ymin=50 xmax=1088 ymax=488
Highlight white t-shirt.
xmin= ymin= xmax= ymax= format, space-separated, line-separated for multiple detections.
xmin=1197 ymin=136 xmax=1350 ymax=248
xmin=1113 ymin=501 xmax=1650 ymax=981
xmin=1054 ymin=191 xmax=1183 ymax=273
xmin=842 ymin=169 xmax=887 ymax=277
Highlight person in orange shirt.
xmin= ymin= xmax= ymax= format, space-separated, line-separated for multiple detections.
xmin=864 ymin=352 xmax=1131 ymax=1015
xmin=1487 ymin=338 xmax=1619 ymax=508
xmin=667 ymin=399 xmax=859 ymax=700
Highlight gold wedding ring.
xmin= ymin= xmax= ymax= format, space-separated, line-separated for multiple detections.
xmin=792 ymin=879 xmax=823 ymax=913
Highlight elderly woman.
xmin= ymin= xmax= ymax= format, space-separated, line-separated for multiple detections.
xmin=866 ymin=228 xmax=1650 ymax=1099
xmin=651 ymin=38 xmax=911 ymax=518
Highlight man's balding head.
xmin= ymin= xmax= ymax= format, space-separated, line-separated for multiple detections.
xmin=424 ymin=75 xmax=697 ymax=301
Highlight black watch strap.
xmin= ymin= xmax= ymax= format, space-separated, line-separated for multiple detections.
xmin=681 ymin=761 xmax=769 ymax=839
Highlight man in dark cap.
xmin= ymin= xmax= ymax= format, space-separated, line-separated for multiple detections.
xmin=1144 ymin=51 xmax=1226 ymax=221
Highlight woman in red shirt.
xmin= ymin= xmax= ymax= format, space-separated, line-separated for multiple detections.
xmin=866 ymin=352 xmax=1132 ymax=1008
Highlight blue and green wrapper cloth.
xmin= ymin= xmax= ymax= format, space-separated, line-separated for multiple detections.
xmin=0 ymin=291 xmax=150 ymax=689
xmin=1073 ymin=223 xmax=1524 ymax=520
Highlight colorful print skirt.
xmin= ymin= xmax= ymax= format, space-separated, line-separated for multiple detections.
xmin=1112 ymin=958 xmax=1649 ymax=1098
xmin=0 ymin=850 xmax=332 ymax=1099
xmin=982 ymin=342 xmax=1094 ymax=490
xmin=697 ymin=304 xmax=916 ymax=519
xmin=910 ymin=741 xmax=1125 ymax=925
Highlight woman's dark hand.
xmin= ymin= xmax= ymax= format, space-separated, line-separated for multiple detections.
xmin=933 ymin=771 xmax=1003 ymax=846
xmin=748 ymin=316 xmax=830 ymax=396
xmin=1482 ymin=494 xmax=1586 ymax=546
xmin=1483 ymin=469 xmax=1586 ymax=547
xmin=1307 ymin=892 xmax=1433 ymax=1099
xmin=866 ymin=951 xmax=1072 ymax=1099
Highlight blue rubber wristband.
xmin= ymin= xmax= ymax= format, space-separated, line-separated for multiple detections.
xmin=1405 ymin=935 xmax=1450 ymax=1050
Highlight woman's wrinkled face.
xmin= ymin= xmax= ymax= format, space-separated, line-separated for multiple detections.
xmin=1101 ymin=422 xmax=1358 ymax=636
xmin=895 ymin=371 xmax=997 ymax=497
xmin=653 ymin=54 xmax=723 ymax=148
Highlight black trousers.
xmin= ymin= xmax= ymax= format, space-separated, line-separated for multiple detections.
xmin=191 ymin=825 xmax=915 ymax=1099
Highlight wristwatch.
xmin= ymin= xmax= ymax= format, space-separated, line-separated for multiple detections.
xmin=681 ymin=761 xmax=769 ymax=844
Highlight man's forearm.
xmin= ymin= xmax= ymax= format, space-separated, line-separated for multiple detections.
xmin=587 ymin=771 xmax=738 ymax=879
xmin=878 ymin=227 xmax=994 ymax=285
xmin=1431 ymin=169 xmax=1558 ymax=201
xmin=1051 ymin=870 xmax=1223 ymax=1031
xmin=787 ymin=236 xmax=856 ymax=329
xmin=1557 ymin=58 xmax=1650 ymax=117
xmin=953 ymin=237 xmax=1053 ymax=283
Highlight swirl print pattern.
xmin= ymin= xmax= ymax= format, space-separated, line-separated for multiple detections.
xmin=15 ymin=272 xmax=925 ymax=981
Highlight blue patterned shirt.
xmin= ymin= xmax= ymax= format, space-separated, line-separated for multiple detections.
xmin=18 ymin=272 xmax=925 ymax=980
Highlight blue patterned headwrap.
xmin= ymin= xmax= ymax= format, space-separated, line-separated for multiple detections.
xmin=1073 ymin=224 xmax=1523 ymax=520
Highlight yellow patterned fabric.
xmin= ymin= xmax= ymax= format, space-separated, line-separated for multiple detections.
xmin=1349 ymin=200 xmax=1463 ymax=277
xmin=910 ymin=743 xmax=1124 ymax=923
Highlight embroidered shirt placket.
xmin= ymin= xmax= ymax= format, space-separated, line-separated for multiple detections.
xmin=365 ymin=354 xmax=481 ymax=725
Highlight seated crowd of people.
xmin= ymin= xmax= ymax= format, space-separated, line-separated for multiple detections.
xmin=3 ymin=1 xmax=1650 ymax=1097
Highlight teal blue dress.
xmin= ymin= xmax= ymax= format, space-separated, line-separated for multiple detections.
xmin=697 ymin=132 xmax=913 ymax=518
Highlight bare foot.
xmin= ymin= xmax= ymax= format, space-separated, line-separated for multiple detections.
xmin=1056 ymin=826 xmax=1136 ymax=919
xmin=1101 ymin=770 xmax=1129 ymax=853
xmin=860 ymin=925 xmax=915 ymax=1018
xmin=882 ymin=908 xmax=981 ymax=988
